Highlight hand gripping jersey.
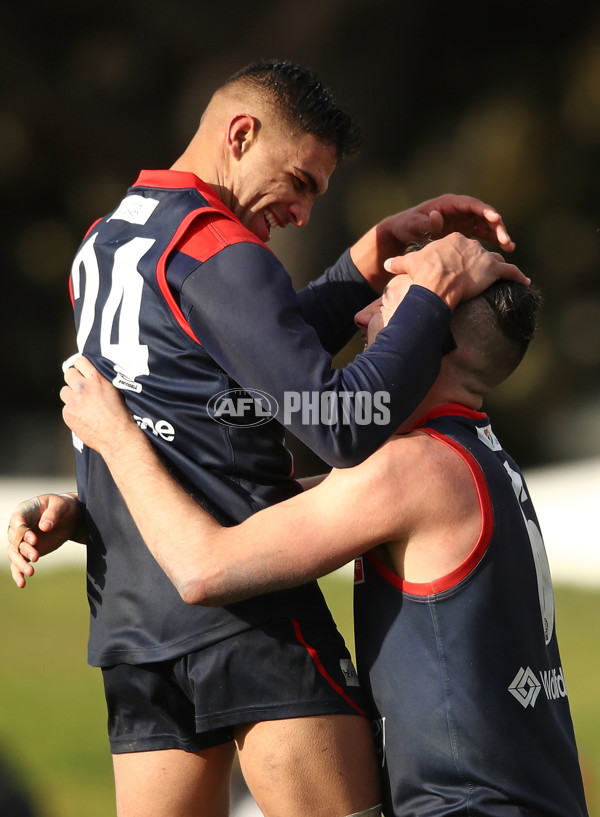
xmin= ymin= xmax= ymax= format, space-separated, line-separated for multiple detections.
xmin=69 ymin=169 xmax=454 ymax=667
xmin=354 ymin=406 xmax=588 ymax=817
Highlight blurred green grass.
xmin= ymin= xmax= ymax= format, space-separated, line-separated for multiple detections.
xmin=1 ymin=569 xmax=597 ymax=816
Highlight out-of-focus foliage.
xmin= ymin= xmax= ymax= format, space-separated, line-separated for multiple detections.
xmin=2 ymin=0 xmax=600 ymax=474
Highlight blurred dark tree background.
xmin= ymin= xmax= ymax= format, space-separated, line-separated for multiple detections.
xmin=2 ymin=0 xmax=600 ymax=477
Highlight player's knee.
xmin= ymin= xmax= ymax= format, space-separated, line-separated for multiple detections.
xmin=345 ymin=806 xmax=382 ymax=817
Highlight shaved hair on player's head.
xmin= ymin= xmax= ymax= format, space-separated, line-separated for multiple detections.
xmin=220 ymin=59 xmax=362 ymax=163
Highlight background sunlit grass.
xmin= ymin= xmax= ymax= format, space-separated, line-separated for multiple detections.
xmin=1 ymin=569 xmax=597 ymax=816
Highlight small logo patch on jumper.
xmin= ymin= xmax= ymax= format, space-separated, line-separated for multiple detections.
xmin=477 ymin=423 xmax=502 ymax=451
xmin=354 ymin=557 xmax=365 ymax=584
xmin=508 ymin=666 xmax=542 ymax=708
xmin=340 ymin=658 xmax=360 ymax=687
xmin=108 ymin=195 xmax=160 ymax=225
xmin=113 ymin=371 xmax=142 ymax=393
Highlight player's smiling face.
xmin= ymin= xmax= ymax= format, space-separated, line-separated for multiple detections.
xmin=231 ymin=129 xmax=337 ymax=243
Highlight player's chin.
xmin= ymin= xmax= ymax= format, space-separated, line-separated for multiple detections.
xmin=246 ymin=212 xmax=272 ymax=243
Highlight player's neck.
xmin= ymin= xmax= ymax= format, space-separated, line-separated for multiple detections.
xmin=395 ymin=384 xmax=482 ymax=435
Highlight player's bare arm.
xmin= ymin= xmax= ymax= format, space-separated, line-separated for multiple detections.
xmin=60 ymin=356 xmax=371 ymax=603
xmin=60 ymin=356 xmax=483 ymax=603
xmin=349 ymin=193 xmax=516 ymax=291
xmin=58 ymin=358 xmax=407 ymax=602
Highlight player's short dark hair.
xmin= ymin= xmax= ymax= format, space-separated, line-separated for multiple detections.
xmin=223 ymin=59 xmax=362 ymax=162
xmin=453 ymin=280 xmax=543 ymax=389
xmin=480 ymin=280 xmax=541 ymax=348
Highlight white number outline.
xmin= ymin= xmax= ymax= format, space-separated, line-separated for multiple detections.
xmin=504 ymin=460 xmax=555 ymax=645
xmin=71 ymin=233 xmax=153 ymax=388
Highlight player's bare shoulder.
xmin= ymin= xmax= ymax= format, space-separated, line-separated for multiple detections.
xmin=380 ymin=428 xmax=484 ymax=582
xmin=391 ymin=427 xmax=480 ymax=507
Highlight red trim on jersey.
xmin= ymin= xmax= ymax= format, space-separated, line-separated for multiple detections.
xmin=291 ymin=619 xmax=366 ymax=716
xmin=133 ymin=169 xmax=225 ymax=207
xmin=133 ymin=169 xmax=269 ymax=255
xmin=177 ymin=214 xmax=266 ymax=261
xmin=132 ymin=170 xmax=269 ymax=342
xmin=69 ymin=170 xmax=272 ymax=343
xmin=365 ymin=425 xmax=494 ymax=596
xmin=154 ymin=210 xmax=268 ymax=343
xmin=154 ymin=207 xmax=213 ymax=343
xmin=411 ymin=402 xmax=488 ymax=429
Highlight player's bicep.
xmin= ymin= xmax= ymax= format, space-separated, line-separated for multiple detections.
xmin=232 ymin=458 xmax=403 ymax=581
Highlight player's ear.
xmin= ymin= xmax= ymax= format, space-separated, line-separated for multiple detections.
xmin=227 ymin=114 xmax=259 ymax=160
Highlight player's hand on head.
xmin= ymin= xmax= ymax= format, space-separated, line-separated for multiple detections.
xmin=61 ymin=356 xmax=134 ymax=456
xmin=384 ymin=193 xmax=515 ymax=255
xmin=385 ymin=233 xmax=529 ymax=310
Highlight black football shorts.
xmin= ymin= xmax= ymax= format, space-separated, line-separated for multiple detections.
xmin=102 ymin=616 xmax=366 ymax=753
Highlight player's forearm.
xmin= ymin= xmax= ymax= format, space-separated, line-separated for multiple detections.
xmin=100 ymin=434 xmax=310 ymax=605
xmin=98 ymin=426 xmax=226 ymax=601
xmin=100 ymin=427 xmax=346 ymax=605
xmin=296 ymin=249 xmax=379 ymax=356
xmin=349 ymin=218 xmax=400 ymax=293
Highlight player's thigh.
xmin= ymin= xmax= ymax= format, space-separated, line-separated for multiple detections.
xmin=235 ymin=714 xmax=381 ymax=817
xmin=112 ymin=743 xmax=236 ymax=817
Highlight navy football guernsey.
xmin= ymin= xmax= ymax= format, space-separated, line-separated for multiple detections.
xmin=354 ymin=405 xmax=588 ymax=816
xmin=68 ymin=169 xmax=455 ymax=667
